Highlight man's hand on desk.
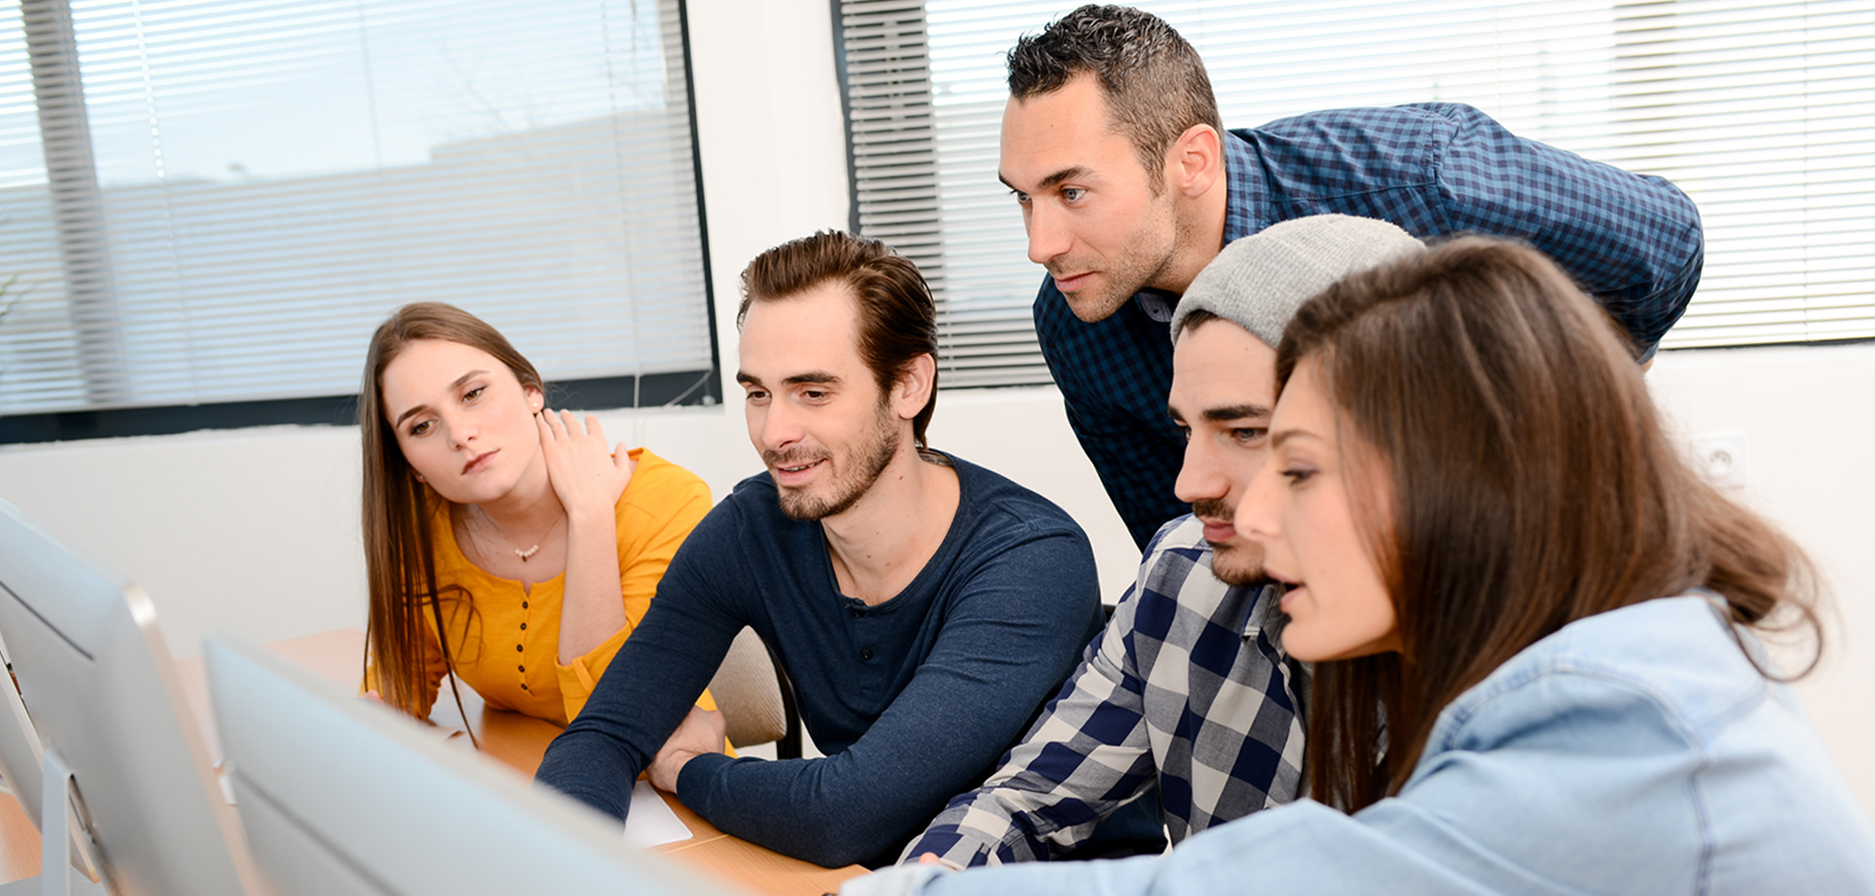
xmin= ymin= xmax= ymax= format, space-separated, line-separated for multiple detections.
xmin=649 ymin=705 xmax=727 ymax=792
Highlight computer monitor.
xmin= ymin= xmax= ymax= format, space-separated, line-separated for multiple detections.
xmin=0 ymin=499 xmax=263 ymax=896
xmin=203 ymin=633 xmax=744 ymax=896
xmin=0 ymin=624 xmax=105 ymax=892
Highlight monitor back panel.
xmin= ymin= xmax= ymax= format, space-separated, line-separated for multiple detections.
xmin=0 ymin=500 xmax=257 ymax=896
xmin=206 ymin=634 xmax=744 ymax=896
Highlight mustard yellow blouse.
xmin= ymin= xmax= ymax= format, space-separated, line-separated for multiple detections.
xmin=412 ymin=447 xmax=713 ymax=726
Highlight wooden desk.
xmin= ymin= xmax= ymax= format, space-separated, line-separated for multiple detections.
xmin=0 ymin=629 xmax=864 ymax=896
xmin=0 ymin=784 xmax=38 ymax=884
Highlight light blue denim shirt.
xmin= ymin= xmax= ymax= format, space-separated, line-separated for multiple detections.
xmin=846 ymin=595 xmax=1875 ymax=895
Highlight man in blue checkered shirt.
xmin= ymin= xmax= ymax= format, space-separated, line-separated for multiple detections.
xmin=1001 ymin=5 xmax=1705 ymax=548
xmin=889 ymin=216 xmax=1428 ymax=874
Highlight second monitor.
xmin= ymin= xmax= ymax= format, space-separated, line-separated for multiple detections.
xmin=204 ymin=633 xmax=745 ymax=896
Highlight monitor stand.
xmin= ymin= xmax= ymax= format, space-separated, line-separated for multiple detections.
xmin=0 ymin=749 xmax=108 ymax=896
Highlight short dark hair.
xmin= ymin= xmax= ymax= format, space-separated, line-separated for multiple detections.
xmin=738 ymin=231 xmax=940 ymax=446
xmin=1007 ymin=4 xmax=1223 ymax=191
xmin=1174 ymin=307 xmax=1222 ymax=340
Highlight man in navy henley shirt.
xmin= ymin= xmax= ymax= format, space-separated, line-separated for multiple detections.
xmin=534 ymin=231 xmax=1115 ymax=868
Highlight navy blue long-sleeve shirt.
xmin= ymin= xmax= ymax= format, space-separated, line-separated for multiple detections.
xmin=533 ymin=452 xmax=1105 ymax=868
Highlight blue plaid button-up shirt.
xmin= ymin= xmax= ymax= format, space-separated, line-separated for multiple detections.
xmin=1037 ymin=102 xmax=1706 ymax=547
xmin=903 ymin=515 xmax=1308 ymax=866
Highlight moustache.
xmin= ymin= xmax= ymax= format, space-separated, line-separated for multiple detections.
xmin=1190 ymin=498 xmax=1235 ymax=523
xmin=764 ymin=448 xmax=830 ymax=469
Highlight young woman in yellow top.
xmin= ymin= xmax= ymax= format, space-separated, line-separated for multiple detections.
xmin=359 ymin=302 xmax=713 ymax=727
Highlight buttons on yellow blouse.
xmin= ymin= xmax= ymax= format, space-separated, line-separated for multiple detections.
xmin=520 ymin=622 xmax=527 ymax=630
xmin=515 ymin=644 xmax=523 ymax=652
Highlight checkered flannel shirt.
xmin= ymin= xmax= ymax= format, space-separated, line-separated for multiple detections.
xmin=903 ymin=515 xmax=1309 ymax=866
xmin=1036 ymin=101 xmax=1706 ymax=548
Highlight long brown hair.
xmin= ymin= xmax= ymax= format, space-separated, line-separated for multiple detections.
xmin=1275 ymin=237 xmax=1821 ymax=812
xmin=359 ymin=302 xmax=545 ymax=730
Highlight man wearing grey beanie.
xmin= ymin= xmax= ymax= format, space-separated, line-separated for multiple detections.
xmin=874 ymin=215 xmax=1423 ymax=880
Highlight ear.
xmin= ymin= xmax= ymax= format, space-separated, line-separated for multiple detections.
xmin=891 ymin=354 xmax=938 ymax=422
xmin=1168 ymin=123 xmax=1223 ymax=200
xmin=524 ymin=384 xmax=544 ymax=412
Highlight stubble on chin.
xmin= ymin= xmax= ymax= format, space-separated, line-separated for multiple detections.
xmin=1207 ymin=540 xmax=1265 ymax=588
xmin=1059 ymin=277 xmax=1135 ymax=323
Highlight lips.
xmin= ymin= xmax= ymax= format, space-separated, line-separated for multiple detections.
xmin=462 ymin=450 xmax=497 ymax=475
xmin=769 ymin=457 xmax=826 ymax=486
xmin=1262 ymin=566 xmax=1303 ymax=609
xmin=1051 ymin=271 xmax=1093 ymax=292
xmin=1198 ymin=517 xmax=1236 ymax=543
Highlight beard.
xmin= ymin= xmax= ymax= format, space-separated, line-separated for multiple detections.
xmin=768 ymin=400 xmax=901 ymax=522
xmin=1051 ymin=245 xmax=1169 ymax=323
xmin=1049 ymin=192 xmax=1181 ymax=323
xmin=1191 ymin=497 xmax=1265 ymax=587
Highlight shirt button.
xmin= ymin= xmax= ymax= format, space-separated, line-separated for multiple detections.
xmin=522 ymin=601 xmax=529 ymax=610
xmin=516 ymin=644 xmax=523 ymax=652
xmin=518 ymin=665 xmax=525 ymax=673
xmin=860 ymin=648 xmax=874 ymax=661
xmin=520 ymin=683 xmax=529 ymax=690
xmin=520 ymin=622 xmax=527 ymax=630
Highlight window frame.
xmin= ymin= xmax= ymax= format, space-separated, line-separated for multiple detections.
xmin=0 ymin=0 xmax=722 ymax=446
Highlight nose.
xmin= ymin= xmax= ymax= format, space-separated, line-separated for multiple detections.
xmin=1174 ymin=435 xmax=1228 ymax=507
xmin=753 ymin=396 xmax=802 ymax=453
xmin=1025 ymin=199 xmax=1070 ymax=267
xmin=1237 ymin=461 xmax=1282 ymax=546
xmin=440 ymin=406 xmax=477 ymax=450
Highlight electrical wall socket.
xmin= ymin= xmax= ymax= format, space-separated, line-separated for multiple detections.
xmin=1690 ymin=431 xmax=1749 ymax=489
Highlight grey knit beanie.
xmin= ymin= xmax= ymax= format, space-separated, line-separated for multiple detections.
xmin=1170 ymin=215 xmax=1425 ymax=347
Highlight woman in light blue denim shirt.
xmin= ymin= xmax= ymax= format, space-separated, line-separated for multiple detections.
xmin=852 ymin=238 xmax=1875 ymax=895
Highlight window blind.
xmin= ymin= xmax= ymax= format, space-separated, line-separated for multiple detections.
xmin=837 ymin=0 xmax=1875 ymax=388
xmin=0 ymin=0 xmax=712 ymax=417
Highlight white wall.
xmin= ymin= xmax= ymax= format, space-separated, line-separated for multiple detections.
xmin=1644 ymin=344 xmax=1875 ymax=816
xmin=0 ymin=0 xmax=1867 ymax=818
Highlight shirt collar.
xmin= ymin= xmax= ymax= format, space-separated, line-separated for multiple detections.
xmin=1135 ymin=289 xmax=1179 ymax=322
xmin=1220 ymin=129 xmax=1263 ymax=243
xmin=1238 ymin=581 xmax=1285 ymax=641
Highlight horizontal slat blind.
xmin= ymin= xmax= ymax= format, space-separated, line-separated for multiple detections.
xmin=0 ymin=0 xmax=710 ymax=416
xmin=839 ymin=0 xmax=1874 ymax=387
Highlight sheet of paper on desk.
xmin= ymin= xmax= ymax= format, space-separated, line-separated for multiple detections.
xmin=623 ymin=780 xmax=693 ymax=848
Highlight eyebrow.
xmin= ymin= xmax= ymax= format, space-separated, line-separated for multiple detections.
xmin=998 ymin=165 xmax=1094 ymax=193
xmin=393 ymin=370 xmax=486 ymax=427
xmin=1201 ymin=403 xmax=1272 ymax=423
xmin=735 ymin=371 xmax=843 ymax=388
xmin=1168 ymin=402 xmax=1273 ymax=425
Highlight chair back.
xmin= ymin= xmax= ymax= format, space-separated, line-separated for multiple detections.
xmin=706 ymin=628 xmax=798 ymax=755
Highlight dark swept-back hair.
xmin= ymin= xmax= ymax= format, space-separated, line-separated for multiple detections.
xmin=738 ymin=231 xmax=940 ymax=447
xmin=1277 ymin=237 xmax=1822 ymax=813
xmin=1007 ymin=4 xmax=1223 ymax=191
xmin=359 ymin=301 xmax=544 ymax=733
